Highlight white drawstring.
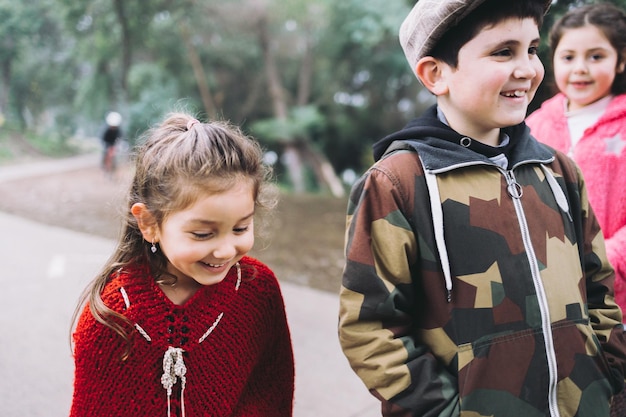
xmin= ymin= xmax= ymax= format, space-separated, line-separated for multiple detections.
xmin=235 ymin=262 xmax=242 ymax=290
xmin=540 ymin=165 xmax=572 ymax=222
xmin=423 ymin=163 xmax=453 ymax=302
xmin=161 ymin=347 xmax=187 ymax=417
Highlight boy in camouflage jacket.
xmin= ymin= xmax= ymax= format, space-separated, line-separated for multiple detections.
xmin=338 ymin=1 xmax=626 ymax=416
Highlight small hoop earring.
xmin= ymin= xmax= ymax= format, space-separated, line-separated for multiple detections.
xmin=150 ymin=240 xmax=157 ymax=254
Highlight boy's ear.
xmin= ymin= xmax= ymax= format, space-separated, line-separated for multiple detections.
xmin=131 ymin=203 xmax=159 ymax=243
xmin=416 ymin=56 xmax=448 ymax=96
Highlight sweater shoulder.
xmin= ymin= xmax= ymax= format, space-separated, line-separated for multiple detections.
xmin=100 ymin=265 xmax=151 ymax=310
xmin=526 ymin=94 xmax=570 ymax=150
xmin=601 ymin=93 xmax=626 ymax=121
xmin=239 ymin=256 xmax=282 ymax=294
xmin=527 ymin=94 xmax=566 ymax=127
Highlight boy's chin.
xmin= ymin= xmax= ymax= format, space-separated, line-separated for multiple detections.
xmin=500 ymin=111 xmax=528 ymax=127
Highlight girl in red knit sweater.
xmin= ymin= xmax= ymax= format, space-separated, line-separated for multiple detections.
xmin=70 ymin=113 xmax=294 ymax=417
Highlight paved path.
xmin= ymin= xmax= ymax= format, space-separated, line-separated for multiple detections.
xmin=0 ymin=156 xmax=380 ymax=417
xmin=0 ymin=153 xmax=101 ymax=183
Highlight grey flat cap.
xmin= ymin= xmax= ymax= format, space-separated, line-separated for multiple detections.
xmin=399 ymin=0 xmax=552 ymax=72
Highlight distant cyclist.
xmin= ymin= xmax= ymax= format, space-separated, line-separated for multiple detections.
xmin=101 ymin=111 xmax=122 ymax=177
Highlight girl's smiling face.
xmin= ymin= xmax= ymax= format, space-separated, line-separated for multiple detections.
xmin=155 ymin=181 xmax=256 ymax=290
xmin=553 ymin=24 xmax=623 ymax=111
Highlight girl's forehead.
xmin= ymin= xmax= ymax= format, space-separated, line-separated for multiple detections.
xmin=555 ymin=26 xmax=617 ymax=56
xmin=559 ymin=24 xmax=611 ymax=43
xmin=163 ymin=184 xmax=255 ymax=227
xmin=188 ymin=181 xmax=255 ymax=208
xmin=180 ymin=175 xmax=254 ymax=200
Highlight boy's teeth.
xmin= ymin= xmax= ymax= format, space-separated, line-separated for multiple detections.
xmin=504 ymin=90 xmax=525 ymax=97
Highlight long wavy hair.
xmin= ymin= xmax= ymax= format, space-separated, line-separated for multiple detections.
xmin=70 ymin=112 xmax=276 ymax=358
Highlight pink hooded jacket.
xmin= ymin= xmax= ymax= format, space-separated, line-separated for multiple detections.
xmin=527 ymin=93 xmax=626 ymax=311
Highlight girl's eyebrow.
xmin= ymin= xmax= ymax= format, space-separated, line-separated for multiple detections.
xmin=557 ymin=46 xmax=609 ymax=54
xmin=587 ymin=47 xmax=611 ymax=53
xmin=188 ymin=211 xmax=255 ymax=225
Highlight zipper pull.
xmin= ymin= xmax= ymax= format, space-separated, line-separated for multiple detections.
xmin=505 ymin=170 xmax=523 ymax=199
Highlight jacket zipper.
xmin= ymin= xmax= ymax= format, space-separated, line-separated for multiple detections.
xmin=502 ymin=169 xmax=561 ymax=417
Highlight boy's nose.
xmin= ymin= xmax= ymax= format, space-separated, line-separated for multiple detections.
xmin=513 ymin=58 xmax=538 ymax=79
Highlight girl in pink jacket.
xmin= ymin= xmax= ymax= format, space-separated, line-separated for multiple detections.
xmin=527 ymin=3 xmax=626 ymax=318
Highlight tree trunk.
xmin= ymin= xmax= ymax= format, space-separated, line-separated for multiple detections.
xmin=256 ymin=4 xmax=343 ymax=196
xmin=301 ymin=142 xmax=345 ymax=197
xmin=236 ymin=73 xmax=264 ymax=122
xmin=282 ymin=144 xmax=306 ymax=193
xmin=297 ymin=25 xmax=314 ymax=107
xmin=180 ymin=24 xmax=218 ymax=120
xmin=0 ymin=58 xmax=11 ymax=117
xmin=296 ymin=26 xmax=344 ymax=197
xmin=257 ymin=13 xmax=307 ymax=193
xmin=112 ymin=0 xmax=131 ymax=101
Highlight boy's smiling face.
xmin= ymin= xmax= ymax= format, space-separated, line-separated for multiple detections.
xmin=434 ymin=17 xmax=544 ymax=145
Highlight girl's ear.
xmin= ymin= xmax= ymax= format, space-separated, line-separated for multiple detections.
xmin=131 ymin=203 xmax=159 ymax=243
xmin=617 ymin=50 xmax=626 ymax=73
xmin=416 ymin=56 xmax=449 ymax=96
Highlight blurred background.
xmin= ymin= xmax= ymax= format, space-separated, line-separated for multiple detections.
xmin=1 ymin=0 xmax=622 ymax=190
xmin=1 ymin=0 xmax=625 ymax=416
xmin=0 ymin=0 xmax=620 ymax=292
xmin=0 ymin=0 xmax=622 ymax=309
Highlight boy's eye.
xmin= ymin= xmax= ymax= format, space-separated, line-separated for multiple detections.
xmin=590 ymin=53 xmax=604 ymax=61
xmin=528 ymin=46 xmax=538 ymax=56
xmin=493 ymin=48 xmax=512 ymax=57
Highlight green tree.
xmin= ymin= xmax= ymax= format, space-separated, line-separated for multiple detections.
xmin=0 ymin=0 xmax=62 ymax=126
xmin=315 ymin=0 xmax=419 ymax=175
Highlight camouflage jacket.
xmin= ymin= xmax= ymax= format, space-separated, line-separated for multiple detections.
xmin=338 ymin=107 xmax=626 ymax=417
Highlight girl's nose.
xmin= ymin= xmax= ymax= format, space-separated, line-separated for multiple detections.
xmin=572 ymin=58 xmax=589 ymax=74
xmin=212 ymin=238 xmax=238 ymax=260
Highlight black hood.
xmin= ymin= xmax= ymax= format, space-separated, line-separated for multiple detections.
xmin=372 ymin=105 xmax=554 ymax=170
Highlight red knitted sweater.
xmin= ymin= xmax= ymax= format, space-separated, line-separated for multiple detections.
xmin=70 ymin=256 xmax=294 ymax=417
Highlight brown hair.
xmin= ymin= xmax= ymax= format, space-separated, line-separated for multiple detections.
xmin=549 ymin=2 xmax=626 ymax=95
xmin=71 ymin=112 xmax=276 ymax=357
xmin=430 ymin=0 xmax=547 ymax=67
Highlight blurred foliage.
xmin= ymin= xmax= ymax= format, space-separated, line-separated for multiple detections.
xmin=1 ymin=0 xmax=626 ymax=182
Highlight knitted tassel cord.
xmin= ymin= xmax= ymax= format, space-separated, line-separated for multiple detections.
xmin=161 ymin=347 xmax=187 ymax=417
